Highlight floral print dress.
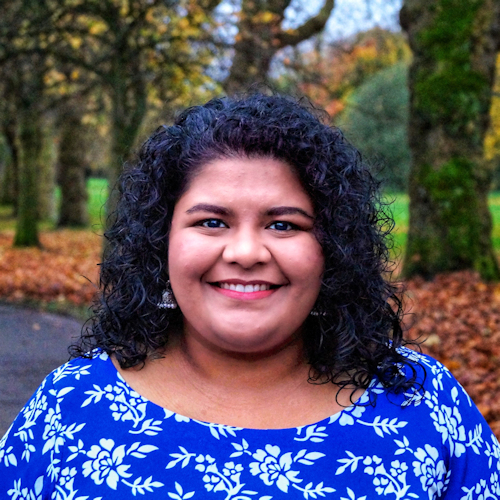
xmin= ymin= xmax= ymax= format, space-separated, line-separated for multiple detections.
xmin=1 ymin=348 xmax=499 ymax=500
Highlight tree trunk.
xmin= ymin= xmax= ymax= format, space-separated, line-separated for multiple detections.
xmin=14 ymin=108 xmax=41 ymax=247
xmin=57 ymin=104 xmax=89 ymax=228
xmin=0 ymin=136 xmax=15 ymax=208
xmin=0 ymin=137 xmax=9 ymax=204
xmin=224 ymin=0 xmax=335 ymax=95
xmin=38 ymin=117 xmax=57 ymax=222
xmin=106 ymin=78 xmax=147 ymax=223
xmin=400 ymin=0 xmax=500 ymax=281
xmin=1 ymin=118 xmax=19 ymax=212
xmin=0 ymin=63 xmax=21 ymax=213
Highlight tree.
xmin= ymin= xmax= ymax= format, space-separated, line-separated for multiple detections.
xmin=1 ymin=0 xmax=222 ymax=226
xmin=224 ymin=0 xmax=335 ymax=94
xmin=57 ymin=100 xmax=90 ymax=227
xmin=0 ymin=0 xmax=55 ymax=247
xmin=47 ymin=0 xmax=221 ymax=218
xmin=338 ymin=62 xmax=411 ymax=191
xmin=274 ymin=28 xmax=411 ymax=117
xmin=484 ymin=54 xmax=500 ymax=187
xmin=0 ymin=64 xmax=20 ymax=211
xmin=38 ymin=115 xmax=57 ymax=222
xmin=13 ymin=61 xmax=45 ymax=248
xmin=400 ymin=0 xmax=500 ymax=280
xmin=0 ymin=0 xmax=63 ymax=246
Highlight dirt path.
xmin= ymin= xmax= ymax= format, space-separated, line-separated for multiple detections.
xmin=0 ymin=304 xmax=83 ymax=436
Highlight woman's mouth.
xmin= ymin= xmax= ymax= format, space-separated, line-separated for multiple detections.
xmin=218 ymin=282 xmax=272 ymax=292
xmin=210 ymin=281 xmax=281 ymax=299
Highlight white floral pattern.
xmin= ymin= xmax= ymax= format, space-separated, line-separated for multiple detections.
xmin=0 ymin=347 xmax=499 ymax=499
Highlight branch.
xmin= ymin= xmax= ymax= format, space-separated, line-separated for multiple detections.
xmin=275 ymin=0 xmax=335 ymax=48
xmin=198 ymin=0 xmax=225 ymax=12
xmin=268 ymin=0 xmax=293 ymax=15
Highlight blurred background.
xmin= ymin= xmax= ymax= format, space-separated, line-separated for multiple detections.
xmin=1 ymin=0 xmax=500 ymax=435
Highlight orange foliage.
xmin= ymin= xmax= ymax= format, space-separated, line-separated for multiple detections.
xmin=283 ymin=28 xmax=411 ymax=118
xmin=0 ymin=230 xmax=101 ymax=306
xmin=406 ymin=271 xmax=500 ymax=437
xmin=0 ymin=231 xmax=499 ymax=435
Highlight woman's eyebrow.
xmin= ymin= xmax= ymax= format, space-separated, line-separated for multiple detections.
xmin=186 ymin=203 xmax=233 ymax=216
xmin=266 ymin=206 xmax=314 ymax=219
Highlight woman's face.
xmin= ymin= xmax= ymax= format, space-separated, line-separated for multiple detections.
xmin=168 ymin=156 xmax=324 ymax=355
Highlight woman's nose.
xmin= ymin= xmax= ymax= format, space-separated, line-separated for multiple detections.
xmin=222 ymin=229 xmax=271 ymax=268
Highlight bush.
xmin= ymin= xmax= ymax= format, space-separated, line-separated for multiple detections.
xmin=337 ymin=62 xmax=411 ymax=192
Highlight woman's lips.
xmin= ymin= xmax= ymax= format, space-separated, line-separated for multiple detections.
xmin=220 ymin=282 xmax=271 ymax=292
xmin=209 ymin=281 xmax=281 ymax=300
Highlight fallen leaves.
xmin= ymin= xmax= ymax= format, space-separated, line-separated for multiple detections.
xmin=405 ymin=271 xmax=500 ymax=437
xmin=0 ymin=230 xmax=499 ymax=436
xmin=0 ymin=230 xmax=100 ymax=306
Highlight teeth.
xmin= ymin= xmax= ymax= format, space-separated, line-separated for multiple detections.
xmin=219 ymin=283 xmax=271 ymax=292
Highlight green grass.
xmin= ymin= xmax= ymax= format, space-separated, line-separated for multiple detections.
xmin=384 ymin=193 xmax=409 ymax=257
xmin=385 ymin=192 xmax=500 ymax=255
xmin=0 ymin=178 xmax=109 ymax=232
xmin=490 ymin=194 xmax=500 ymax=251
xmin=87 ymin=177 xmax=108 ymax=229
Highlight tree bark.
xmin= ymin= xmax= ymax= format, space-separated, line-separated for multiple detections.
xmin=0 ymin=119 xmax=19 ymax=211
xmin=38 ymin=117 xmax=57 ymax=222
xmin=14 ymin=107 xmax=41 ymax=247
xmin=0 ymin=59 xmax=20 ymax=212
xmin=57 ymin=103 xmax=89 ymax=228
xmin=106 ymin=75 xmax=147 ymax=224
xmin=400 ymin=0 xmax=500 ymax=280
xmin=224 ymin=0 xmax=335 ymax=95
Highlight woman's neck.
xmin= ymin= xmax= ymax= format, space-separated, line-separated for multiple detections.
xmin=112 ymin=333 xmax=362 ymax=429
xmin=174 ymin=329 xmax=311 ymax=391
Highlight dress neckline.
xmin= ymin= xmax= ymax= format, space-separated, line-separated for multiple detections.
xmin=100 ymin=351 xmax=374 ymax=432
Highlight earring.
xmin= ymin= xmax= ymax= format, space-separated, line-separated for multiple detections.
xmin=157 ymin=280 xmax=178 ymax=309
xmin=310 ymin=308 xmax=327 ymax=317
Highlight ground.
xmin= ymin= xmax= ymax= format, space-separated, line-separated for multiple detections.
xmin=0 ymin=303 xmax=83 ymax=436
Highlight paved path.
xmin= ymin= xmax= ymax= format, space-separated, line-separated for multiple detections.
xmin=0 ymin=304 xmax=83 ymax=436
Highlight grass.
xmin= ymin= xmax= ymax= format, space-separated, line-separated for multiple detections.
xmin=0 ymin=178 xmax=109 ymax=232
xmin=384 ymin=193 xmax=409 ymax=257
xmin=490 ymin=194 xmax=500 ymax=250
xmin=87 ymin=177 xmax=109 ymax=230
xmin=386 ymin=192 xmax=500 ymax=255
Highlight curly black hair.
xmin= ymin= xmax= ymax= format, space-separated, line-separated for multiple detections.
xmin=72 ymin=92 xmax=419 ymax=393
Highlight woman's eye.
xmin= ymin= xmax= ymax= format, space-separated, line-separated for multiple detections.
xmin=269 ymin=221 xmax=295 ymax=231
xmin=200 ymin=219 xmax=227 ymax=229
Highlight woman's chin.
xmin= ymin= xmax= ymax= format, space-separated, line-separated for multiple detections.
xmin=208 ymin=328 xmax=300 ymax=356
xmin=181 ymin=313 xmax=305 ymax=356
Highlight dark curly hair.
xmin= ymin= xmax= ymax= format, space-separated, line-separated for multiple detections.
xmin=72 ymin=92 xmax=419 ymax=393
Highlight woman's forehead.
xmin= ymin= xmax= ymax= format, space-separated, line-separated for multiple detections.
xmin=175 ymin=156 xmax=314 ymax=212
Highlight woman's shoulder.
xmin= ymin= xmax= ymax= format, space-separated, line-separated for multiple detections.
xmin=2 ymin=351 xmax=119 ymax=442
xmin=391 ymin=346 xmax=498 ymax=455
xmin=49 ymin=349 xmax=113 ymax=386
xmin=394 ymin=346 xmax=476 ymax=406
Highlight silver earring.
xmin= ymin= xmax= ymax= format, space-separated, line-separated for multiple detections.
xmin=158 ymin=280 xmax=178 ymax=309
xmin=310 ymin=308 xmax=327 ymax=317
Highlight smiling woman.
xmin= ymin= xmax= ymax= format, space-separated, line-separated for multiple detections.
xmin=167 ymin=156 xmax=324 ymax=357
xmin=1 ymin=93 xmax=499 ymax=498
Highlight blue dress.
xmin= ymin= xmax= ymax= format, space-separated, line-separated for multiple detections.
xmin=1 ymin=348 xmax=499 ymax=499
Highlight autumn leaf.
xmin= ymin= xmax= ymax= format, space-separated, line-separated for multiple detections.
xmin=406 ymin=270 xmax=500 ymax=437
xmin=0 ymin=230 xmax=100 ymax=306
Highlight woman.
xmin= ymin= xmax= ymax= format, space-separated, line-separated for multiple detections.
xmin=1 ymin=93 xmax=498 ymax=499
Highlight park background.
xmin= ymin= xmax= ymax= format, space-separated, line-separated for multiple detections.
xmin=1 ymin=0 xmax=500 ymax=436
